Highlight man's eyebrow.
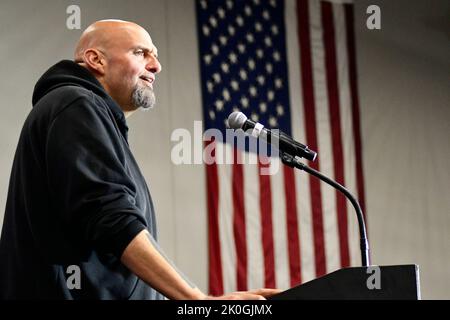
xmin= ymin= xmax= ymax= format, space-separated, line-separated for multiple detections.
xmin=134 ymin=46 xmax=158 ymax=58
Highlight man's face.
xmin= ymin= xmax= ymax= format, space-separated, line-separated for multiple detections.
xmin=101 ymin=26 xmax=161 ymax=112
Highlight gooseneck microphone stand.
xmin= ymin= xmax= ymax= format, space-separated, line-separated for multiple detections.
xmin=280 ymin=152 xmax=371 ymax=267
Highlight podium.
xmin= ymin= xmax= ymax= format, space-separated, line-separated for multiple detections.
xmin=269 ymin=265 xmax=420 ymax=300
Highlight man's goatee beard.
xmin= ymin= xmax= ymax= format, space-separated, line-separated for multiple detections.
xmin=131 ymin=85 xmax=156 ymax=110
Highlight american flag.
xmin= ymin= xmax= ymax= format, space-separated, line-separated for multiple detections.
xmin=196 ymin=0 xmax=366 ymax=295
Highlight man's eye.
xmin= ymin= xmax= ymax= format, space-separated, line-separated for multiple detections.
xmin=135 ymin=50 xmax=145 ymax=56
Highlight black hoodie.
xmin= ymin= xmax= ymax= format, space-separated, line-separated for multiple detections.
xmin=0 ymin=60 xmax=164 ymax=300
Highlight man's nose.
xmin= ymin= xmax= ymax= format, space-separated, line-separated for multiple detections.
xmin=146 ymin=57 xmax=162 ymax=74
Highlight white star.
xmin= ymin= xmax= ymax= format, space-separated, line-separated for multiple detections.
xmin=221 ymin=62 xmax=230 ymax=73
xmin=209 ymin=16 xmax=218 ymax=28
xmin=200 ymin=0 xmax=207 ymax=10
xmin=219 ymin=35 xmax=227 ymax=46
xmin=215 ymin=100 xmax=224 ymax=111
xmin=237 ymin=43 xmax=246 ymax=54
xmin=253 ymin=0 xmax=260 ymax=5
xmin=236 ymin=15 xmax=244 ymax=27
xmin=217 ymin=7 xmax=225 ymax=19
xmin=266 ymin=63 xmax=273 ymax=74
xmin=246 ymin=33 xmax=255 ymax=43
xmin=248 ymin=58 xmax=256 ymax=70
xmin=256 ymin=75 xmax=266 ymax=86
xmin=222 ymin=88 xmax=231 ymax=101
xmin=256 ymin=48 xmax=264 ymax=59
xmin=264 ymin=36 xmax=272 ymax=47
xmin=271 ymin=25 xmax=279 ymax=35
xmin=213 ymin=73 xmax=221 ymax=84
xmin=270 ymin=0 xmax=277 ymax=7
xmin=274 ymin=78 xmax=283 ymax=89
xmin=262 ymin=10 xmax=270 ymax=20
xmin=267 ymin=90 xmax=275 ymax=101
xmin=259 ymin=102 xmax=267 ymax=113
xmin=255 ymin=22 xmax=263 ymax=32
xmin=232 ymin=106 xmax=240 ymax=113
xmin=209 ymin=110 xmax=216 ymax=120
xmin=240 ymin=96 xmax=249 ymax=108
xmin=249 ymin=86 xmax=257 ymax=97
xmin=276 ymin=104 xmax=284 ymax=116
xmin=239 ymin=69 xmax=248 ymax=81
xmin=202 ymin=25 xmax=210 ymax=36
xmin=228 ymin=25 xmax=236 ymax=36
xmin=273 ymin=51 xmax=281 ymax=62
xmin=269 ymin=116 xmax=278 ymax=127
xmin=231 ymin=80 xmax=239 ymax=91
xmin=226 ymin=0 xmax=233 ymax=10
xmin=203 ymin=54 xmax=212 ymax=65
xmin=251 ymin=113 xmax=259 ymax=122
xmin=207 ymin=80 xmax=214 ymax=93
xmin=229 ymin=52 xmax=238 ymax=64
xmin=211 ymin=43 xmax=219 ymax=55
xmin=244 ymin=5 xmax=252 ymax=16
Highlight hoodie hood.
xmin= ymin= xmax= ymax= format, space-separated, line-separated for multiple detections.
xmin=32 ymin=60 xmax=128 ymax=135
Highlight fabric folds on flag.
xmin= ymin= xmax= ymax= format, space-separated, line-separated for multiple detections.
xmin=195 ymin=0 xmax=366 ymax=295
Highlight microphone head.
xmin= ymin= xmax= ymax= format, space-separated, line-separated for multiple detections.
xmin=228 ymin=111 xmax=247 ymax=130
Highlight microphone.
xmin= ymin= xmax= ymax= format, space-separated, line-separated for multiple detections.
xmin=227 ymin=111 xmax=317 ymax=162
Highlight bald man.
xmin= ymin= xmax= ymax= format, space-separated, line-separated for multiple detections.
xmin=0 ymin=20 xmax=279 ymax=300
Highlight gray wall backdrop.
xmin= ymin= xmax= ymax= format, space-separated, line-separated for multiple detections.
xmin=0 ymin=0 xmax=449 ymax=299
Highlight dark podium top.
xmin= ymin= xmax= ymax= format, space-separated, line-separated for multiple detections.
xmin=269 ymin=265 xmax=420 ymax=300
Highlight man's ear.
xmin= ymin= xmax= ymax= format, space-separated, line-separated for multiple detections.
xmin=83 ymin=49 xmax=106 ymax=75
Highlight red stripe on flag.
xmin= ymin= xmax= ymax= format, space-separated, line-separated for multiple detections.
xmin=232 ymin=148 xmax=247 ymax=291
xmin=345 ymin=4 xmax=368 ymax=224
xmin=205 ymin=140 xmax=223 ymax=295
xmin=321 ymin=1 xmax=350 ymax=268
xmin=258 ymin=160 xmax=276 ymax=288
xmin=297 ymin=0 xmax=327 ymax=277
xmin=283 ymin=166 xmax=302 ymax=286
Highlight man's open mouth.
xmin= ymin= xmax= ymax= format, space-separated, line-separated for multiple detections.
xmin=140 ymin=75 xmax=154 ymax=85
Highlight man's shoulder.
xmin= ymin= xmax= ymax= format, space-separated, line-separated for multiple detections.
xmin=34 ymin=85 xmax=108 ymax=118
xmin=25 ymin=85 xmax=113 ymax=136
xmin=43 ymin=85 xmax=97 ymax=107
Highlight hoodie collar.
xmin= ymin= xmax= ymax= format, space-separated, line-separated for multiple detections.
xmin=32 ymin=60 xmax=129 ymax=139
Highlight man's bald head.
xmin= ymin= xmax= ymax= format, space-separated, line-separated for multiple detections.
xmin=74 ymin=20 xmax=156 ymax=62
xmin=73 ymin=19 xmax=161 ymax=117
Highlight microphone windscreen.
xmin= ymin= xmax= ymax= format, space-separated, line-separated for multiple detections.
xmin=228 ymin=111 xmax=247 ymax=130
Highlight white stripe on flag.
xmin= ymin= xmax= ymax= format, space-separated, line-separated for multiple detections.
xmin=285 ymin=0 xmax=316 ymax=283
xmin=271 ymin=157 xmax=290 ymax=290
xmin=332 ymin=2 xmax=360 ymax=267
xmin=244 ymin=156 xmax=264 ymax=290
xmin=309 ymin=0 xmax=341 ymax=274
xmin=217 ymin=142 xmax=237 ymax=293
